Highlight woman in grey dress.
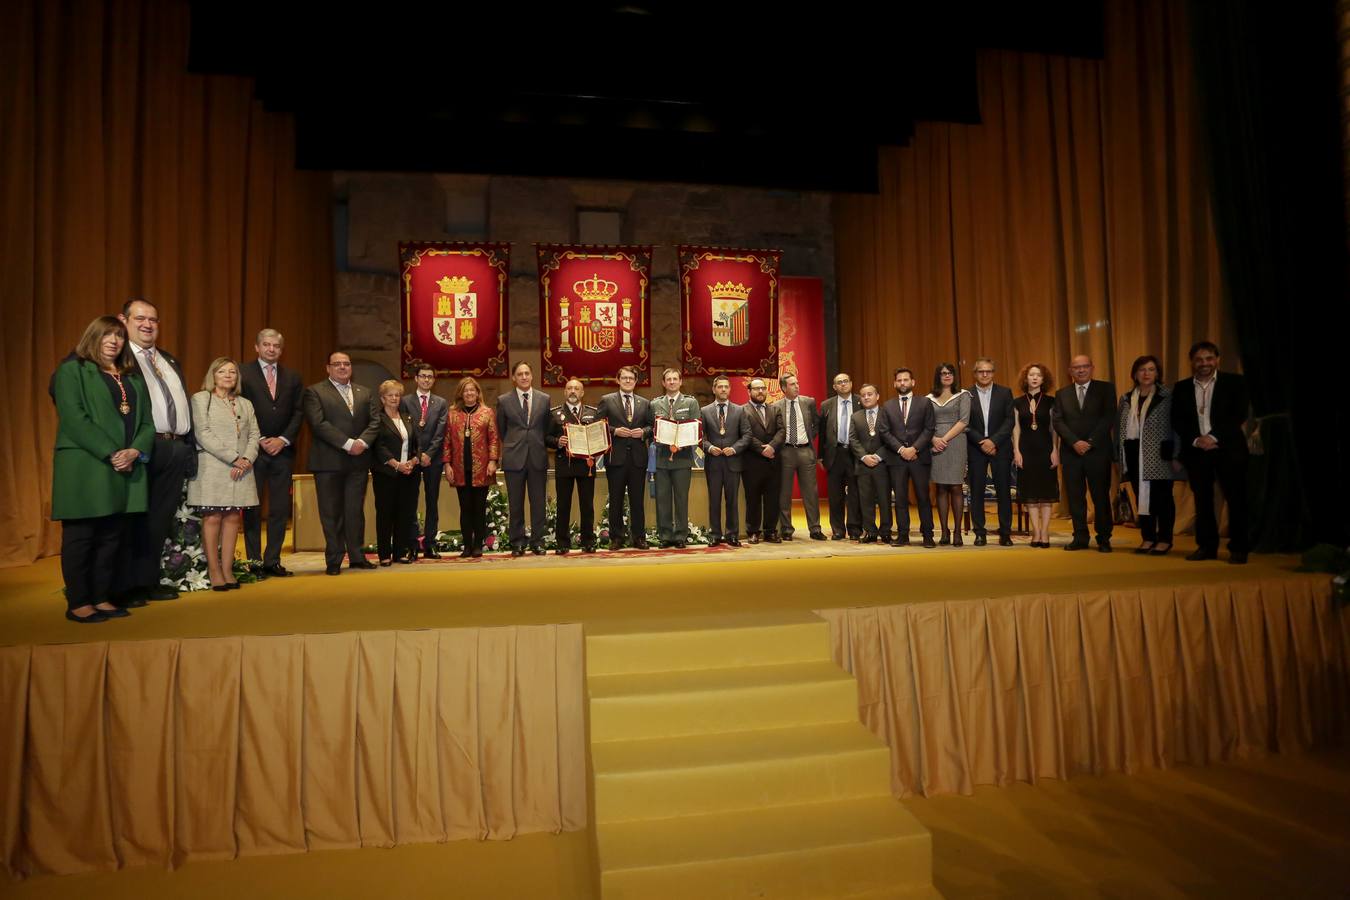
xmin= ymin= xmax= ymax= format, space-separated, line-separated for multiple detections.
xmin=187 ymin=358 xmax=260 ymax=590
xmin=927 ymin=362 xmax=971 ymax=545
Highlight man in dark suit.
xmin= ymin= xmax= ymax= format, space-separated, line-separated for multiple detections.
xmin=239 ymin=328 xmax=304 ymax=577
xmin=402 ymin=362 xmax=449 ymax=559
xmin=966 ymin=358 xmax=1015 ymax=546
xmin=700 ymin=375 xmax=751 ymax=546
xmin=1172 ymin=341 xmax=1250 ymax=563
xmin=595 ymin=365 xmax=653 ymax=550
xmin=1052 ymin=355 xmax=1117 ymax=552
xmin=546 ymin=377 xmax=601 ymax=554
xmin=303 ymin=351 xmax=379 ymax=575
xmin=743 ymin=377 xmax=786 ymax=543
xmin=496 ymin=361 xmax=551 ymax=556
xmin=774 ymin=374 xmax=825 ymax=541
xmin=848 ymin=383 xmax=892 ymax=543
xmin=118 ymin=297 xmax=195 ymax=603
xmin=878 ymin=367 xmax=937 ymax=547
xmin=819 ymin=373 xmax=863 ymax=541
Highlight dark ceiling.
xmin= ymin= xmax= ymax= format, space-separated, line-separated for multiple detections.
xmin=187 ymin=2 xmax=1103 ymax=192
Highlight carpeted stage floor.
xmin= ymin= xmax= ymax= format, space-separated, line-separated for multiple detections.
xmin=4 ymin=513 xmax=1346 ymax=899
xmin=0 ymin=517 xmax=1304 ymax=648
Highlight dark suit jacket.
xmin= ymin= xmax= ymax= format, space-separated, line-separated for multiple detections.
xmin=1172 ymin=372 xmax=1250 ymax=458
xmin=546 ymin=402 xmax=601 ymax=478
xmin=819 ymin=394 xmax=862 ymax=469
xmin=372 ymin=408 xmax=422 ymax=477
xmin=965 ymin=384 xmax=1015 ymax=456
xmin=495 ymin=388 xmax=551 ymax=472
xmin=303 ymin=379 xmax=379 ymax=472
xmin=743 ymin=402 xmax=785 ymax=459
xmin=595 ymin=391 xmax=653 ymax=468
xmin=1052 ymin=379 xmax=1117 ymax=454
xmin=239 ymin=359 xmax=304 ymax=454
xmin=700 ymin=400 xmax=752 ymax=473
xmin=402 ymin=391 xmax=449 ymax=466
xmin=774 ymin=395 xmax=820 ymax=446
xmin=878 ymin=394 xmax=936 ymax=465
xmin=848 ymin=407 xmax=887 ymax=470
xmin=142 ymin=345 xmax=198 ymax=477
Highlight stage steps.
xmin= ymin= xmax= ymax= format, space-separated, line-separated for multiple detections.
xmin=585 ymin=612 xmax=937 ymax=900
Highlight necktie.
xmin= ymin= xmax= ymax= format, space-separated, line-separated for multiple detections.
xmin=901 ymin=395 xmax=909 ymax=425
xmin=757 ymin=404 xmax=766 ymax=427
xmin=521 ymin=391 xmax=530 ymax=424
xmin=570 ymin=405 xmax=579 ymax=421
xmin=266 ymin=364 xmax=277 ymax=400
xmin=623 ymin=393 xmax=633 ymax=421
xmin=1078 ymin=383 xmax=1087 ymax=406
xmin=788 ymin=398 xmax=798 ymax=443
xmin=420 ymin=394 xmax=428 ymax=425
xmin=839 ymin=399 xmax=850 ymax=444
xmin=718 ymin=403 xmax=726 ymax=432
xmin=340 ymin=383 xmax=353 ymax=413
xmin=867 ymin=408 xmax=876 ymax=432
xmin=145 ymin=349 xmax=179 ymax=430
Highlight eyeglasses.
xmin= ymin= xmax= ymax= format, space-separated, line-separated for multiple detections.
xmin=974 ymin=369 xmax=994 ymax=375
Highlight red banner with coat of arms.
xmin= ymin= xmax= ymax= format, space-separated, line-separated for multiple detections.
xmin=399 ymin=241 xmax=510 ymax=378
xmin=537 ymin=244 xmax=652 ymax=387
xmin=679 ymin=246 xmax=780 ymax=378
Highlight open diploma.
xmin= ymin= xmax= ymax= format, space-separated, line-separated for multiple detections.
xmin=654 ymin=418 xmax=701 ymax=449
xmin=564 ymin=421 xmax=611 ymax=458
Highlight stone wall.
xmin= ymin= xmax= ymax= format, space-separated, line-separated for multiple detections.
xmin=333 ymin=173 xmax=836 ymax=403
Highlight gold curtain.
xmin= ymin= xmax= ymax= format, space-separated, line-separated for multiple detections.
xmin=0 ymin=624 xmax=587 ymax=878
xmin=0 ymin=0 xmax=336 ymax=568
xmin=836 ymin=0 xmax=1235 ymax=393
xmin=817 ymin=575 xmax=1348 ymax=799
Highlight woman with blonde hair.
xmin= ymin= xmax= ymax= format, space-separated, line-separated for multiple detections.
xmin=1012 ymin=362 xmax=1060 ymax=547
xmin=187 ymin=357 xmax=260 ymax=590
xmin=372 ymin=378 xmax=422 ymax=565
xmin=444 ymin=376 xmax=500 ymax=557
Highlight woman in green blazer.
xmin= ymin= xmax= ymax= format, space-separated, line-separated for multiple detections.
xmin=52 ymin=316 xmax=155 ymax=622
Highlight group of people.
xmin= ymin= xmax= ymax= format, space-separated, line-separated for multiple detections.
xmin=52 ymin=297 xmax=1251 ymax=623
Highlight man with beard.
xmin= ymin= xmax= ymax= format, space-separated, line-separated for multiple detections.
xmin=546 ymin=377 xmax=601 ymax=554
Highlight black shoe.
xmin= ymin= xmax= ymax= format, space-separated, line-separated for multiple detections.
xmin=726 ymin=537 xmax=741 ymax=547
xmin=922 ymin=536 xmax=937 ymax=548
xmin=999 ymin=535 xmax=1014 ymax=546
xmin=765 ymin=534 xmax=781 ymax=544
xmin=511 ymin=548 xmax=525 ymax=558
xmin=262 ymin=563 xmax=293 ymax=577
xmin=1064 ymin=542 xmax=1090 ymax=551
xmin=831 ymin=533 xmax=846 ymax=541
xmin=708 ymin=536 xmax=723 ymax=546
xmin=378 ymin=559 xmax=392 ymax=567
xmin=973 ymin=534 xmax=987 ymax=546
xmin=747 ymin=533 xmax=761 ymax=545
xmin=471 ymin=547 xmax=483 ymax=558
xmin=146 ymin=585 xmax=179 ymax=601
xmin=115 ymin=596 xmax=149 ymax=609
xmin=660 ymin=540 xmax=676 ymax=548
xmin=248 ymin=562 xmax=264 ymax=575
xmin=582 ymin=543 xmax=597 ymax=554
xmin=212 ymin=584 xmax=231 ymax=592
xmin=350 ymin=560 xmax=377 ymax=570
xmin=1097 ymin=541 xmax=1113 ymax=553
xmin=633 ymin=540 xmax=650 ymax=550
xmin=810 ymin=531 xmax=827 ymax=541
xmin=396 ymin=555 xmax=414 ymax=564
xmin=674 ymin=540 xmax=687 ymax=549
xmin=1187 ymin=548 xmax=1218 ymax=561
xmin=459 ymin=547 xmax=473 ymax=558
xmin=1229 ymin=551 xmax=1248 ymax=565
xmin=422 ymin=548 xmax=441 ymax=560
xmin=939 ymin=534 xmax=951 ymax=546
xmin=66 ymin=608 xmax=108 ymax=623
xmin=95 ymin=605 xmax=131 ymax=618
xmin=326 ymin=565 xmax=341 ymax=575
xmin=1134 ymin=544 xmax=1155 ymax=555
xmin=225 ymin=581 xmax=241 ymax=589
xmin=556 ymin=546 xmax=570 ymax=556
xmin=531 ymin=545 xmax=546 ymax=556
xmin=860 ymin=534 xmax=878 ymax=544
xmin=890 ymin=538 xmax=909 ymax=547
xmin=608 ymin=540 xmax=625 ymax=551
xmin=781 ymin=533 xmax=794 ymax=542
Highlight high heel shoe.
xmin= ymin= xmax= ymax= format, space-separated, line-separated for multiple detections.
xmin=212 ymin=584 xmax=230 ymax=592
xmin=378 ymin=558 xmax=393 ymax=568
xmin=225 ymin=582 xmax=240 ymax=589
xmin=1149 ymin=543 xmax=1172 ymax=556
xmin=1134 ymin=543 xmax=1156 ymax=555
xmin=939 ymin=531 xmax=951 ymax=546
xmin=952 ymin=533 xmax=963 ymax=547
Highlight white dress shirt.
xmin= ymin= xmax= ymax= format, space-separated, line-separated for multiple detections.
xmin=131 ymin=343 xmax=191 ymax=434
xmin=976 ymin=385 xmax=993 ymax=438
xmin=1194 ymin=377 xmax=1215 ymax=444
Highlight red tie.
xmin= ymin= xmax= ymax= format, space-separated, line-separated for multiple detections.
xmin=420 ymin=394 xmax=428 ymax=424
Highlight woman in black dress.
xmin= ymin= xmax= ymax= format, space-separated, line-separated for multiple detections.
xmin=1012 ymin=363 xmax=1060 ymax=547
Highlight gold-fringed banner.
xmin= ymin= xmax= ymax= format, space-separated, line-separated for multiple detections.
xmin=679 ymin=246 xmax=780 ymax=377
xmin=537 ymin=244 xmax=652 ymax=387
xmin=400 ymin=241 xmax=510 ymax=378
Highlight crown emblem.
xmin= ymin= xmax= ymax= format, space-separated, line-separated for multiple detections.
xmin=437 ymin=275 xmax=473 ymax=294
xmin=708 ymin=281 xmax=752 ymax=301
xmin=573 ymin=273 xmax=619 ymax=302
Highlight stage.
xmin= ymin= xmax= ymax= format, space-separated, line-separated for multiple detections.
xmin=2 ymin=520 xmax=1346 ymax=898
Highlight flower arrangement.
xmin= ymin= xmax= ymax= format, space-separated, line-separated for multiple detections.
xmin=159 ymin=488 xmax=261 ymax=591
